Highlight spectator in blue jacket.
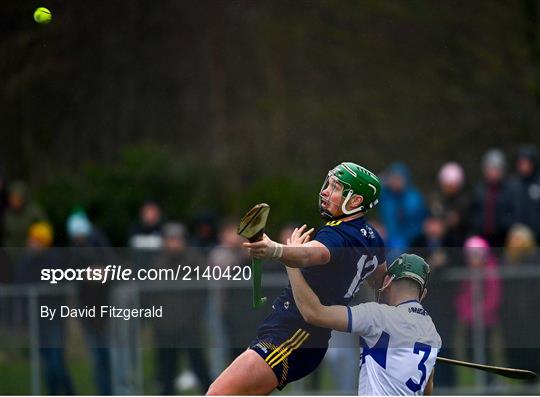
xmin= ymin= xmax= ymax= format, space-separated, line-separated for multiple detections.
xmin=379 ymin=162 xmax=427 ymax=259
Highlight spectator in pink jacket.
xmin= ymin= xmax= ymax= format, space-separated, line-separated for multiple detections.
xmin=454 ymin=236 xmax=505 ymax=384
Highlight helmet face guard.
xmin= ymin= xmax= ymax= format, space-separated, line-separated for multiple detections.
xmin=319 ymin=162 xmax=381 ymax=219
xmin=318 ymin=172 xmax=363 ymax=219
xmin=318 ymin=173 xmax=342 ymax=219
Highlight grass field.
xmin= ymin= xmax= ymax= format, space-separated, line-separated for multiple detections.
xmin=0 ymin=321 xmax=538 ymax=396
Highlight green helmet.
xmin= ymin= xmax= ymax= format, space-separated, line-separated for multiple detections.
xmin=387 ymin=254 xmax=430 ymax=294
xmin=319 ymin=162 xmax=381 ymax=218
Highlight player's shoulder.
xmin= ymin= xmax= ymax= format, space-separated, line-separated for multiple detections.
xmin=425 ymin=313 xmax=443 ymax=348
xmin=321 ymin=217 xmax=379 ymax=237
xmin=348 ymin=302 xmax=402 ymax=335
xmin=314 ymin=220 xmax=347 ymax=243
xmin=315 ymin=217 xmax=385 ymax=250
xmin=359 ymin=221 xmax=384 ymax=244
xmin=323 ymin=219 xmax=346 ymax=228
xmin=351 ymin=302 xmax=442 ymax=348
xmin=400 ymin=303 xmax=442 ymax=348
xmin=350 ymin=301 xmax=393 ymax=321
xmin=314 ymin=219 xmax=352 ymax=241
xmin=317 ymin=219 xmax=348 ymax=234
xmin=434 ymin=328 xmax=443 ymax=348
xmin=422 ymin=319 xmax=442 ymax=349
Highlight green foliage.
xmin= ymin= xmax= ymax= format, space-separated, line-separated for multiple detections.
xmin=36 ymin=146 xmax=321 ymax=245
xmin=4 ymin=1 xmax=540 ymax=241
xmin=36 ymin=146 xmax=223 ymax=245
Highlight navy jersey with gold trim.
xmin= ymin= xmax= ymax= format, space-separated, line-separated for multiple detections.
xmin=267 ymin=217 xmax=386 ymax=344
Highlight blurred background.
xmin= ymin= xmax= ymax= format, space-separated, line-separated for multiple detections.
xmin=1 ymin=0 xmax=540 ymax=395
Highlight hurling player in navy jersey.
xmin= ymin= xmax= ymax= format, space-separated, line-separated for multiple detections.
xmin=207 ymin=162 xmax=387 ymax=395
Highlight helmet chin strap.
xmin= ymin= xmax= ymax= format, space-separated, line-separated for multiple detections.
xmin=321 ymin=211 xmax=349 ymax=221
xmin=320 ymin=210 xmax=335 ymax=220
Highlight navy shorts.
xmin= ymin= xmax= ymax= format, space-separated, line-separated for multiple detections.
xmin=249 ymin=311 xmax=328 ymax=390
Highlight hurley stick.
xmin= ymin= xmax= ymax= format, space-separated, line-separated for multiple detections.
xmin=437 ymin=356 xmax=537 ymax=380
xmin=238 ymin=203 xmax=270 ymax=308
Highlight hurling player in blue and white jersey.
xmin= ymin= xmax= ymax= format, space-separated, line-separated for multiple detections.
xmin=208 ymin=162 xmax=387 ymax=395
xmin=285 ymin=245 xmax=441 ymax=396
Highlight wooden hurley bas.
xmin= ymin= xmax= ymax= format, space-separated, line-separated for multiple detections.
xmin=237 ymin=203 xmax=270 ymax=309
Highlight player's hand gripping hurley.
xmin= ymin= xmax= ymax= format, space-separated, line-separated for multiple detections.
xmin=237 ymin=203 xmax=270 ymax=309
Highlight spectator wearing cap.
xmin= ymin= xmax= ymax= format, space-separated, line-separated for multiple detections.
xmin=150 ymin=222 xmax=212 ymax=394
xmin=454 ymin=236 xmax=505 ymax=385
xmin=456 ymin=236 xmax=502 ymax=329
xmin=430 ymin=162 xmax=470 ymax=247
xmin=67 ymin=209 xmax=109 ymax=247
xmin=15 ymin=222 xmax=75 ymax=395
xmin=470 ymin=149 xmax=514 ymax=247
xmin=66 ymin=209 xmax=113 ymax=395
xmin=15 ymin=221 xmax=57 ymax=283
xmin=2 ymin=181 xmax=47 ymax=248
xmin=379 ymin=163 xmax=427 ymax=258
xmin=508 ymin=145 xmax=540 ymax=241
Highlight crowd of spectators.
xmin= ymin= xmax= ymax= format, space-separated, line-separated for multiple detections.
xmin=379 ymin=145 xmax=540 ymax=257
xmin=0 ymin=144 xmax=539 ymax=393
xmin=376 ymin=145 xmax=540 ymax=389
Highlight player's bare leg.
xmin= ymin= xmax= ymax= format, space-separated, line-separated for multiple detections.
xmin=207 ymin=349 xmax=278 ymax=395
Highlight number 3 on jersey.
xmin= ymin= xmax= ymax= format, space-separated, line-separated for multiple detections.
xmin=362 ymin=334 xmax=432 ymax=393
xmin=405 ymin=342 xmax=431 ymax=392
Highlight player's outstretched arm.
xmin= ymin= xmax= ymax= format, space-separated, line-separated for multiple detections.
xmin=285 ymin=266 xmax=348 ymax=331
xmin=243 ymin=225 xmax=330 ymax=267
xmin=281 ymin=238 xmax=330 ymax=268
